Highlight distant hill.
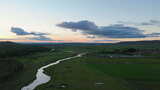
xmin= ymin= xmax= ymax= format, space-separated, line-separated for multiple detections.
xmin=2 ymin=40 xmax=160 ymax=46
xmin=0 ymin=41 xmax=51 ymax=82
xmin=21 ymin=42 xmax=112 ymax=47
xmin=116 ymin=40 xmax=160 ymax=45
xmin=0 ymin=41 xmax=18 ymax=46
xmin=0 ymin=41 xmax=50 ymax=58
xmin=0 ymin=41 xmax=16 ymax=44
xmin=20 ymin=40 xmax=160 ymax=46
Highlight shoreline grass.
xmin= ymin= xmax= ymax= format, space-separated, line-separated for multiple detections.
xmin=0 ymin=50 xmax=77 ymax=90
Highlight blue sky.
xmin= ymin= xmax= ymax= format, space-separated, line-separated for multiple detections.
xmin=0 ymin=0 xmax=160 ymax=42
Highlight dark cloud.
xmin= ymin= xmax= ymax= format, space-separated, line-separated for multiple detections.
xmin=57 ymin=20 xmax=98 ymax=31
xmin=94 ymin=40 xmax=120 ymax=42
xmin=11 ymin=27 xmax=53 ymax=41
xmin=86 ymin=35 xmax=96 ymax=38
xmin=118 ymin=20 xmax=160 ymax=26
xmin=147 ymin=33 xmax=160 ymax=37
xmin=29 ymin=32 xmax=49 ymax=36
xmin=148 ymin=20 xmax=160 ymax=25
xmin=57 ymin=20 xmax=148 ymax=38
xmin=95 ymin=24 xmax=146 ymax=38
xmin=27 ymin=35 xmax=53 ymax=41
xmin=138 ymin=20 xmax=160 ymax=26
xmin=11 ymin=27 xmax=30 ymax=35
xmin=11 ymin=27 xmax=49 ymax=36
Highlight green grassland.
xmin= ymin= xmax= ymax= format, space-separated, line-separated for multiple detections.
xmin=36 ymin=57 xmax=131 ymax=90
xmin=36 ymin=41 xmax=160 ymax=90
xmin=36 ymin=55 xmax=160 ymax=90
xmin=84 ymin=57 xmax=160 ymax=90
xmin=1 ymin=41 xmax=160 ymax=90
xmin=0 ymin=42 xmax=81 ymax=90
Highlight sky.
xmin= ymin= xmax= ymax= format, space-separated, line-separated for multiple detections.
xmin=0 ymin=0 xmax=160 ymax=43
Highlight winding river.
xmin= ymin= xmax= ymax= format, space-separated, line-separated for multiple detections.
xmin=21 ymin=53 xmax=84 ymax=90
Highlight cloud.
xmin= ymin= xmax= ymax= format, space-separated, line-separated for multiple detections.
xmin=11 ymin=27 xmax=49 ymax=36
xmin=57 ymin=20 xmax=98 ymax=31
xmin=0 ymin=38 xmax=20 ymax=40
xmin=86 ymin=35 xmax=96 ymax=38
xmin=147 ymin=33 xmax=160 ymax=37
xmin=141 ymin=20 xmax=160 ymax=26
xmin=11 ymin=27 xmax=30 ymax=35
xmin=118 ymin=20 xmax=160 ymax=26
xmin=27 ymin=35 xmax=53 ymax=41
xmin=96 ymin=24 xmax=146 ymax=38
xmin=57 ymin=20 xmax=148 ymax=38
xmin=11 ymin=27 xmax=53 ymax=41
xmin=94 ymin=40 xmax=120 ymax=42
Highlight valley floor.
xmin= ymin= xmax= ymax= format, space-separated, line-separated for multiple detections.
xmin=36 ymin=54 xmax=160 ymax=90
xmin=1 ymin=42 xmax=160 ymax=90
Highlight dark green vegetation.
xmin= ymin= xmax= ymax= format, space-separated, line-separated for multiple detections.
xmin=0 ymin=41 xmax=50 ymax=83
xmin=1 ymin=40 xmax=160 ymax=90
xmin=0 ymin=42 xmax=79 ymax=90
xmin=37 ymin=58 xmax=130 ymax=90
xmin=36 ymin=56 xmax=160 ymax=90
xmin=37 ymin=41 xmax=160 ymax=90
xmin=83 ymin=57 xmax=160 ymax=90
xmin=0 ymin=41 xmax=50 ymax=58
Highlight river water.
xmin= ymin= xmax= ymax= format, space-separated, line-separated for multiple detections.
xmin=21 ymin=53 xmax=84 ymax=90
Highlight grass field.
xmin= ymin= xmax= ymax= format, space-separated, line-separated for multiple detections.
xmin=0 ymin=48 xmax=79 ymax=90
xmin=1 ymin=41 xmax=160 ymax=90
xmin=36 ymin=54 xmax=160 ymax=90
xmin=36 ymin=58 xmax=131 ymax=90
xmin=84 ymin=57 xmax=160 ymax=90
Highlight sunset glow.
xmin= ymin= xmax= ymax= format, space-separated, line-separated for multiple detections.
xmin=0 ymin=0 xmax=160 ymax=43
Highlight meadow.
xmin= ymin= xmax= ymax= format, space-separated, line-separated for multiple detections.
xmin=1 ymin=41 xmax=160 ymax=90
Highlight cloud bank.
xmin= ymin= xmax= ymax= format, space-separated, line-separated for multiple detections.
xmin=118 ymin=20 xmax=160 ymax=26
xmin=57 ymin=20 xmax=151 ymax=38
xmin=11 ymin=27 xmax=48 ymax=36
xmin=11 ymin=27 xmax=53 ymax=41
xmin=27 ymin=36 xmax=53 ymax=41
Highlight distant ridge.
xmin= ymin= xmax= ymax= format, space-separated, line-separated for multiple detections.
xmin=1 ymin=40 xmax=160 ymax=46
xmin=117 ymin=40 xmax=160 ymax=45
xmin=0 ymin=41 xmax=17 ymax=44
xmin=0 ymin=41 xmax=20 ymax=47
xmin=16 ymin=42 xmax=112 ymax=46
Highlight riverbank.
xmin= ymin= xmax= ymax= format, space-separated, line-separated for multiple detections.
xmin=36 ymin=56 xmax=131 ymax=90
xmin=0 ymin=50 xmax=78 ymax=90
xmin=36 ymin=54 xmax=160 ymax=90
xmin=1 ymin=41 xmax=160 ymax=90
xmin=21 ymin=53 xmax=85 ymax=90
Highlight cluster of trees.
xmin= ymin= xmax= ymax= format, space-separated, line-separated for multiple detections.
xmin=100 ymin=47 xmax=160 ymax=56
xmin=114 ymin=48 xmax=138 ymax=54
xmin=100 ymin=48 xmax=138 ymax=55
xmin=0 ymin=42 xmax=51 ymax=82
xmin=0 ymin=42 xmax=51 ymax=58
xmin=0 ymin=58 xmax=23 ymax=82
